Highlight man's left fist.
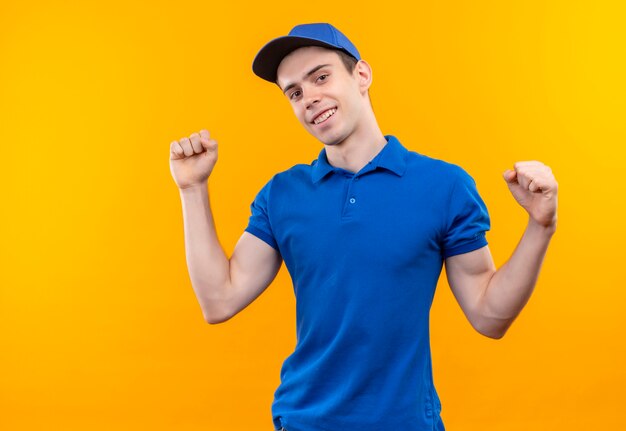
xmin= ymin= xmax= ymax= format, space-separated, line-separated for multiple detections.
xmin=503 ymin=161 xmax=558 ymax=229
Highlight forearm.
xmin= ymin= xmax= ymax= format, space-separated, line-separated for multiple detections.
xmin=179 ymin=183 xmax=231 ymax=319
xmin=480 ymin=219 xmax=556 ymax=335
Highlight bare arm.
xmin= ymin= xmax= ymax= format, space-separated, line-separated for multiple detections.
xmin=179 ymin=185 xmax=282 ymax=324
xmin=445 ymin=220 xmax=554 ymax=338
xmin=171 ymin=130 xmax=282 ymax=324
xmin=444 ymin=161 xmax=558 ymax=339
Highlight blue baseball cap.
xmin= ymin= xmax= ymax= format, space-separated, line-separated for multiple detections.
xmin=252 ymin=23 xmax=361 ymax=83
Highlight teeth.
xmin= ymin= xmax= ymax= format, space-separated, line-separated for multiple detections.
xmin=314 ymin=108 xmax=337 ymax=125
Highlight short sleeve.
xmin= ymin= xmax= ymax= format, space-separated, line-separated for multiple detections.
xmin=442 ymin=168 xmax=491 ymax=258
xmin=244 ymin=178 xmax=280 ymax=252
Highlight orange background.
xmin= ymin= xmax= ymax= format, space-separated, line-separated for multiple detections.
xmin=1 ymin=1 xmax=625 ymax=430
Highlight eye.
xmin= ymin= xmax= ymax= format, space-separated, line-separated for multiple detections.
xmin=289 ymin=90 xmax=301 ymax=100
xmin=317 ymin=74 xmax=329 ymax=82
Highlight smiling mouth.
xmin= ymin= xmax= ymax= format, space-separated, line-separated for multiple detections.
xmin=312 ymin=108 xmax=337 ymax=125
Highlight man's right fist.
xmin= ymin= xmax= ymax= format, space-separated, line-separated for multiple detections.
xmin=169 ymin=129 xmax=218 ymax=190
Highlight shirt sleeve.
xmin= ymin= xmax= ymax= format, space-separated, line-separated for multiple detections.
xmin=442 ymin=168 xmax=491 ymax=258
xmin=244 ymin=177 xmax=280 ymax=252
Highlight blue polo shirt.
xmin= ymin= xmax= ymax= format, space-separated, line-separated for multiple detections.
xmin=245 ymin=135 xmax=490 ymax=431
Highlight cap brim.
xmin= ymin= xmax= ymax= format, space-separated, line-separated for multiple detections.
xmin=252 ymin=36 xmax=343 ymax=83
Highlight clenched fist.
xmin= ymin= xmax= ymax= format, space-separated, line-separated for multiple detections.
xmin=503 ymin=161 xmax=558 ymax=229
xmin=169 ymin=129 xmax=218 ymax=190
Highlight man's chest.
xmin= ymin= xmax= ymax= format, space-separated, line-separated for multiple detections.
xmin=270 ymin=174 xmax=448 ymax=275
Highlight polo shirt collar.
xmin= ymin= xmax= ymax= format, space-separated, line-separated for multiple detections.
xmin=311 ymin=135 xmax=408 ymax=183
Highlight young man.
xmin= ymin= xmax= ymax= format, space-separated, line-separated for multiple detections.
xmin=169 ymin=23 xmax=558 ymax=431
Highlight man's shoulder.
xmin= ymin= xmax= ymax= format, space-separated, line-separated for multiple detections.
xmin=283 ymin=159 xmax=317 ymax=173
xmin=405 ymin=149 xmax=473 ymax=182
xmin=256 ymin=162 xmax=314 ymax=195
xmin=271 ymin=161 xmax=314 ymax=181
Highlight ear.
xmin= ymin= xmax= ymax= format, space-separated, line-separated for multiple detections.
xmin=354 ymin=59 xmax=373 ymax=93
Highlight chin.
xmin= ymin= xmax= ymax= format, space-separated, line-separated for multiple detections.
xmin=322 ymin=138 xmax=343 ymax=146
xmin=324 ymin=134 xmax=349 ymax=146
xmin=310 ymin=129 xmax=346 ymax=147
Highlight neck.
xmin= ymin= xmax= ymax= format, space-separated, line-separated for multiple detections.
xmin=324 ymin=111 xmax=386 ymax=174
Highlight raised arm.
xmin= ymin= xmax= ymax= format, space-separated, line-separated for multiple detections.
xmin=170 ymin=130 xmax=282 ymax=324
xmin=444 ymin=161 xmax=558 ymax=339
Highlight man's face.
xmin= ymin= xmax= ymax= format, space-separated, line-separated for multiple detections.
xmin=276 ymin=46 xmax=366 ymax=146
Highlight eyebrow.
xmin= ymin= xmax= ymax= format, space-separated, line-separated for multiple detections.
xmin=281 ymin=64 xmax=332 ymax=95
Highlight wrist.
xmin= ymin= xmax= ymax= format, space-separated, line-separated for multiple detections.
xmin=528 ymin=216 xmax=557 ymax=237
xmin=179 ymin=182 xmax=207 ymax=195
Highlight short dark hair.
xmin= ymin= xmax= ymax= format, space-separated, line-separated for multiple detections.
xmin=334 ymin=49 xmax=358 ymax=74
xmin=333 ymin=49 xmax=373 ymax=109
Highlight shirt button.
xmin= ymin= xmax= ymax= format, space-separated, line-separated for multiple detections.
xmin=349 ymin=197 xmax=356 ymax=204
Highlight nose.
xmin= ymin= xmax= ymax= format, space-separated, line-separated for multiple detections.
xmin=303 ymin=86 xmax=321 ymax=110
